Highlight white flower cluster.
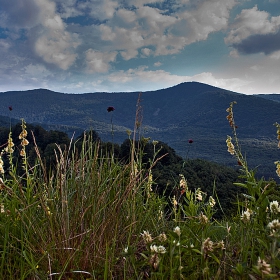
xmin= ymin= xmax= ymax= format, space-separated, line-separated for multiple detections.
xmin=150 ymin=244 xmax=166 ymax=254
xmin=209 ymin=196 xmax=216 ymax=207
xmin=241 ymin=208 xmax=252 ymax=222
xmin=141 ymin=230 xmax=153 ymax=243
xmin=267 ymin=219 xmax=280 ymax=238
xmin=269 ymin=200 xmax=280 ymax=214
xmin=173 ymin=226 xmax=181 ymax=236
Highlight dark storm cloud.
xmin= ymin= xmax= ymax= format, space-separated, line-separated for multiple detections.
xmin=233 ymin=29 xmax=280 ymax=55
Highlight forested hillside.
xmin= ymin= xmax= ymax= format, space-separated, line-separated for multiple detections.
xmin=1 ymin=82 xmax=280 ymax=179
xmin=0 ymin=122 xmax=248 ymax=216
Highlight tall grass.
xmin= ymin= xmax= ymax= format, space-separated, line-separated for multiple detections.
xmin=0 ymin=103 xmax=280 ymax=279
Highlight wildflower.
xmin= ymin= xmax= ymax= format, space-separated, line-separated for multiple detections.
xmin=215 ymin=240 xmax=225 ymax=250
xmin=199 ymin=212 xmax=209 ymax=225
xmin=274 ymin=161 xmax=280 ymax=178
xmin=274 ymin=122 xmax=280 ymax=148
xmin=179 ymin=174 xmax=188 ymax=193
xmin=173 ymin=240 xmax=180 ymax=246
xmin=267 ymin=219 xmax=280 ymax=237
xmin=172 ymin=196 xmax=178 ymax=207
xmin=124 ymin=247 xmax=128 ymax=254
xmin=0 ymin=157 xmax=4 ymax=175
xmin=0 ymin=177 xmax=5 ymax=190
xmin=174 ymin=226 xmax=181 ymax=236
xmin=107 ymin=106 xmax=115 ymax=112
xmin=202 ymin=237 xmax=213 ymax=254
xmin=158 ymin=209 xmax=164 ymax=220
xmin=226 ymin=136 xmax=235 ymax=155
xmin=5 ymin=132 xmax=14 ymax=153
xmin=0 ymin=204 xmax=4 ymax=213
xmin=152 ymin=140 xmax=158 ymax=146
xmin=241 ymin=208 xmax=251 ymax=222
xmin=209 ymin=196 xmax=216 ymax=207
xmin=21 ymin=138 xmax=29 ymax=146
xmin=147 ymin=172 xmax=153 ymax=192
xmin=20 ymin=150 xmax=26 ymax=157
xmin=19 ymin=129 xmax=28 ymax=139
xmin=150 ymin=244 xmax=166 ymax=254
xmin=226 ymin=101 xmax=236 ymax=128
xmin=141 ymin=230 xmax=153 ymax=243
xmin=256 ymin=257 xmax=271 ymax=276
xmin=46 ymin=206 xmax=52 ymax=216
xmin=270 ymin=200 xmax=280 ymax=214
xmin=157 ymin=245 xmax=167 ymax=254
xmin=150 ymin=244 xmax=158 ymax=253
xmin=196 ymin=188 xmax=203 ymax=201
xmin=149 ymin=254 xmax=160 ymax=269
xmin=158 ymin=233 xmax=167 ymax=242
xmin=226 ymin=222 xmax=231 ymax=234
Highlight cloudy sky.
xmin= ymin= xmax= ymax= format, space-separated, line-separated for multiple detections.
xmin=0 ymin=0 xmax=280 ymax=94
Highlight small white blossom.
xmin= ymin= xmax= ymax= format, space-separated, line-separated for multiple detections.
xmin=195 ymin=188 xmax=203 ymax=201
xmin=270 ymin=200 xmax=280 ymax=214
xmin=158 ymin=233 xmax=167 ymax=242
xmin=150 ymin=244 xmax=158 ymax=253
xmin=157 ymin=245 xmax=167 ymax=254
xmin=209 ymin=196 xmax=216 ymax=207
xmin=257 ymin=257 xmax=271 ymax=275
xmin=202 ymin=237 xmax=213 ymax=254
xmin=150 ymin=244 xmax=166 ymax=254
xmin=267 ymin=219 xmax=280 ymax=237
xmin=241 ymin=208 xmax=251 ymax=222
xmin=174 ymin=226 xmax=181 ymax=236
xmin=141 ymin=230 xmax=153 ymax=243
xmin=199 ymin=212 xmax=209 ymax=224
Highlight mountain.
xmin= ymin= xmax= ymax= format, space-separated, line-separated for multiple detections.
xmin=256 ymin=93 xmax=280 ymax=103
xmin=1 ymin=82 xmax=280 ymax=180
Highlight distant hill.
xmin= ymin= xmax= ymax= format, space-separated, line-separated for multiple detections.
xmin=256 ymin=93 xmax=280 ymax=103
xmin=1 ymin=82 xmax=280 ymax=180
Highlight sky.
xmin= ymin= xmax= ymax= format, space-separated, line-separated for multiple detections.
xmin=1 ymin=0 xmax=280 ymax=94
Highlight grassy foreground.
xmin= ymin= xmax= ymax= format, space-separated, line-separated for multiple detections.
xmin=0 ymin=103 xmax=280 ymax=279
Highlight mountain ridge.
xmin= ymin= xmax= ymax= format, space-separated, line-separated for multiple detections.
xmin=1 ymin=82 xmax=280 ymax=179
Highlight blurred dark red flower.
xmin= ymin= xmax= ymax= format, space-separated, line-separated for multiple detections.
xmin=8 ymin=106 xmax=13 ymax=111
xmin=107 ymin=106 xmax=115 ymax=112
xmin=188 ymin=139 xmax=193 ymax=144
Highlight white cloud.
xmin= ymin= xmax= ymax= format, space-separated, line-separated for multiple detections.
xmin=225 ymin=5 xmax=280 ymax=45
xmin=85 ymin=49 xmax=117 ymax=73
xmin=35 ymin=31 xmax=80 ymax=70
xmin=100 ymin=25 xmax=117 ymax=41
xmin=32 ymin=0 xmax=81 ymax=69
xmin=141 ymin=48 xmax=153 ymax=56
xmin=96 ymin=0 xmax=236 ymax=59
xmin=269 ymin=50 xmax=280 ymax=60
xmin=105 ymin=67 xmax=252 ymax=93
xmin=24 ymin=64 xmax=53 ymax=78
xmin=154 ymin=61 xmax=162 ymax=67
xmin=78 ymin=0 xmax=118 ymax=21
xmin=115 ymin=8 xmax=137 ymax=24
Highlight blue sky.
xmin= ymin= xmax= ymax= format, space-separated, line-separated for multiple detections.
xmin=1 ymin=0 xmax=280 ymax=94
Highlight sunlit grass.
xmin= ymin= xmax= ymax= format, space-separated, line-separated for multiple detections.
xmin=0 ymin=102 xmax=280 ymax=279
